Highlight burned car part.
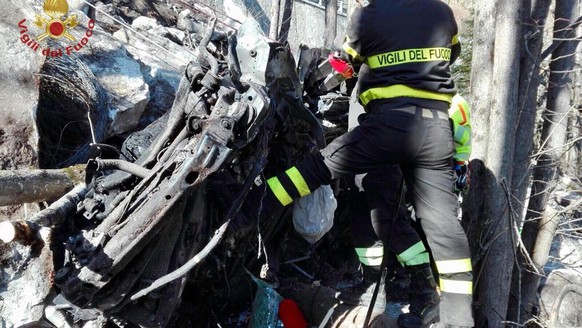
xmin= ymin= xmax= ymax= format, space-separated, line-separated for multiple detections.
xmin=54 ymin=15 xmax=324 ymax=328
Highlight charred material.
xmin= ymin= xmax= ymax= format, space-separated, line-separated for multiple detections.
xmin=50 ymin=17 xmax=330 ymax=327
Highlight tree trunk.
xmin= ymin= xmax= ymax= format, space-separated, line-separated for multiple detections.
xmin=269 ymin=0 xmax=281 ymax=41
xmin=278 ymin=0 xmax=293 ymax=43
xmin=516 ymin=0 xmax=580 ymax=323
xmin=510 ymin=0 xmax=552 ymax=230
xmin=566 ymin=23 xmax=582 ymax=179
xmin=506 ymin=0 xmax=552 ymax=322
xmin=324 ymin=0 xmax=338 ymax=48
xmin=463 ymin=0 xmax=497 ymax=241
xmin=0 ymin=165 xmax=85 ymax=206
xmin=465 ymin=0 xmax=524 ymax=326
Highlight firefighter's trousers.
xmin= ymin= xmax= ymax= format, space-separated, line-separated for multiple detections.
xmin=265 ymin=105 xmax=474 ymax=326
xmin=349 ymin=167 xmax=431 ymax=270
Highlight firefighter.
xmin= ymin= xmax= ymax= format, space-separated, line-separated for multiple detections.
xmin=338 ymin=94 xmax=472 ymax=328
xmin=256 ymin=1 xmax=474 ymax=327
xmin=449 ymin=94 xmax=472 ymax=193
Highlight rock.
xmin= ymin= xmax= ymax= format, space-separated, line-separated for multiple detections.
xmin=0 ymin=238 xmax=54 ymax=327
xmin=93 ymin=2 xmax=124 ymax=33
xmin=177 ymin=9 xmax=203 ymax=34
xmin=112 ymin=22 xmax=193 ymax=69
xmin=177 ymin=8 xmax=231 ymax=42
xmin=36 ymin=54 xmax=110 ymax=168
xmin=71 ymin=20 xmax=151 ymax=136
xmin=0 ymin=0 xmax=45 ymax=220
xmin=556 ymin=237 xmax=582 ymax=267
xmin=84 ymin=46 xmax=150 ymax=136
xmin=555 ymin=190 xmax=582 ymax=207
xmin=132 ymin=16 xmax=159 ymax=31
xmin=132 ymin=15 xmax=186 ymax=45
xmin=112 ymin=18 xmax=196 ymax=126
xmin=539 ymin=269 xmax=582 ymax=326
xmin=0 ymin=0 xmax=44 ymax=171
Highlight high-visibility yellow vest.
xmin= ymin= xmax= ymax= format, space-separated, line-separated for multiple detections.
xmin=449 ymin=94 xmax=472 ymax=163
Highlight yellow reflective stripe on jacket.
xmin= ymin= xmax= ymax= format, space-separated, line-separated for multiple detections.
xmin=439 ymin=278 xmax=473 ymax=294
xmin=435 ymin=258 xmax=472 ymax=274
xmin=285 ymin=167 xmax=311 ymax=197
xmin=396 ymin=241 xmax=430 ymax=266
xmin=359 ymin=84 xmax=453 ymax=106
xmin=366 ymin=47 xmax=451 ymax=69
xmin=267 ymin=177 xmax=293 ymax=206
xmin=342 ymin=37 xmax=366 ymax=62
xmin=355 ymin=247 xmax=384 ymax=266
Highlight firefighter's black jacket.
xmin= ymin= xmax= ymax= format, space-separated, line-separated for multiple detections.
xmin=343 ymin=0 xmax=460 ymax=111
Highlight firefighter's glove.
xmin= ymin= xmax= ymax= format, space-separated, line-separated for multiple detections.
xmin=328 ymin=52 xmax=356 ymax=79
xmin=454 ymin=162 xmax=470 ymax=193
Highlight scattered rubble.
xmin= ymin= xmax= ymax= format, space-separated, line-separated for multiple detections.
xmin=1 ymin=1 xmax=581 ymax=328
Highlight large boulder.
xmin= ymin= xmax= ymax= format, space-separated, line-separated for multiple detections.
xmin=0 ymin=0 xmax=44 ymax=171
xmin=539 ymin=269 xmax=582 ymax=327
xmin=0 ymin=0 xmax=44 ymax=220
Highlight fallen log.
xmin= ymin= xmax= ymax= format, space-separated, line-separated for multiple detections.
xmin=0 ymin=184 xmax=87 ymax=245
xmin=0 ymin=165 xmax=85 ymax=206
xmin=0 ymin=220 xmax=37 ymax=244
xmin=28 ymin=183 xmax=88 ymax=228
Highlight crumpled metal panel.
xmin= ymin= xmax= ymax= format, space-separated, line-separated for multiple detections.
xmin=236 ymin=19 xmax=270 ymax=86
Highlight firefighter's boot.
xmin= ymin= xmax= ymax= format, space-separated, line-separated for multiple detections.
xmin=336 ymin=265 xmax=386 ymax=313
xmin=397 ymin=264 xmax=440 ymax=327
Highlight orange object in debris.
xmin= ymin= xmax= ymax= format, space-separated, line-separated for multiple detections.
xmin=278 ymin=299 xmax=308 ymax=328
xmin=328 ymin=53 xmax=355 ymax=79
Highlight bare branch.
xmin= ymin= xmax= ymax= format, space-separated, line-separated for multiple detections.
xmin=541 ymin=15 xmax=582 ymax=59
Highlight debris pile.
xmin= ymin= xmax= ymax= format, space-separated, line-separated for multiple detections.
xmin=1 ymin=1 xmax=383 ymax=327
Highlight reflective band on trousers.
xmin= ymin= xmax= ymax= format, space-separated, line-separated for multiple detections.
xmin=355 ymin=247 xmax=383 ymax=266
xmin=366 ymin=47 xmax=451 ymax=69
xmin=267 ymin=177 xmax=293 ymax=206
xmin=396 ymin=241 xmax=430 ymax=266
xmin=285 ymin=167 xmax=311 ymax=197
xmin=359 ymin=84 xmax=453 ymax=106
xmin=435 ymin=258 xmax=472 ymax=274
xmin=439 ymin=278 xmax=473 ymax=294
xmin=400 ymin=252 xmax=430 ymax=267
